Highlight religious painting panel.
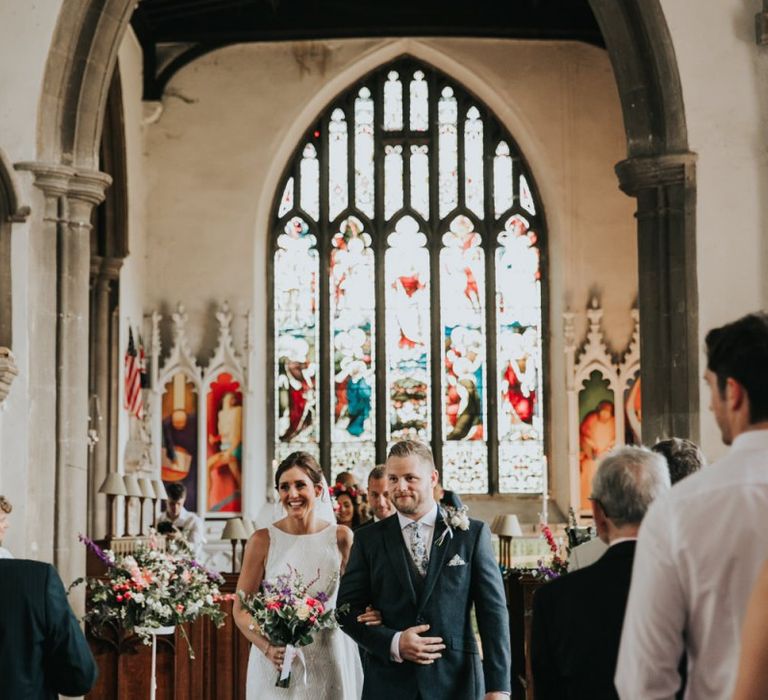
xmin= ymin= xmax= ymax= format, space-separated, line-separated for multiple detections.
xmin=579 ymin=370 xmax=616 ymax=511
xmin=624 ymin=372 xmax=642 ymax=445
xmin=205 ymin=372 xmax=242 ymax=514
xmin=385 ymin=216 xmax=431 ymax=443
xmin=275 ymin=217 xmax=320 ymax=457
xmin=161 ymin=372 xmax=199 ymax=511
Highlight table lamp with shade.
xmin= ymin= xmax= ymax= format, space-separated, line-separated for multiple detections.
xmin=137 ymin=478 xmax=156 ymax=536
xmin=122 ymin=474 xmax=143 ymax=537
xmin=152 ymin=479 xmax=168 ymax=524
xmin=221 ymin=517 xmax=249 ymax=573
xmin=492 ymin=514 xmax=524 ymax=569
xmin=98 ymin=472 xmax=127 ymax=539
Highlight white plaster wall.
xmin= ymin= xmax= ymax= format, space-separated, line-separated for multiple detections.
xmin=659 ymin=0 xmax=768 ymax=460
xmin=144 ymin=38 xmax=634 ymax=516
xmin=0 ymin=0 xmax=60 ymax=162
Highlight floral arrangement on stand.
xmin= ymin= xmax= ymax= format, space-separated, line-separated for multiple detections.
xmin=74 ymin=535 xmax=231 ymax=657
xmin=530 ymin=523 xmax=569 ymax=581
xmin=238 ymin=565 xmax=343 ymax=688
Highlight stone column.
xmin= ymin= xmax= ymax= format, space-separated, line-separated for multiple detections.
xmin=14 ymin=163 xmax=76 ymax=563
xmin=89 ymin=256 xmax=122 ymax=538
xmin=58 ymin=170 xmax=111 ymax=609
xmin=615 ymin=153 xmax=699 ymax=444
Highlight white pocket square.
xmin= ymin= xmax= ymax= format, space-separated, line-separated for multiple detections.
xmin=447 ymin=554 xmax=466 ymax=567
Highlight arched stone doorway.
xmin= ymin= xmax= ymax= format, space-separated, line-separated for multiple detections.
xmin=32 ymin=0 xmax=696 ymax=587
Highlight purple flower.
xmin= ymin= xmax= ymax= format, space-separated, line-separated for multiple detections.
xmin=79 ymin=534 xmax=114 ymax=568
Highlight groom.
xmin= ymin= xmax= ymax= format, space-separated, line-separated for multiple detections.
xmin=338 ymin=440 xmax=511 ymax=699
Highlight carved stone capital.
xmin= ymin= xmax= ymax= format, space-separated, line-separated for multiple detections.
xmin=0 ymin=347 xmax=19 ymax=405
xmin=615 ymin=152 xmax=697 ymax=197
xmin=68 ymin=169 xmax=113 ymax=207
xmin=15 ymin=161 xmax=77 ymax=199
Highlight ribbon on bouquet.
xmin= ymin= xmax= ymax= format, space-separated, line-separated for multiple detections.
xmin=280 ymin=644 xmax=308 ymax=684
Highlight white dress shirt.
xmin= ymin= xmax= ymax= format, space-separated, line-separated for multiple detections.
xmin=616 ymin=429 xmax=768 ymax=699
xmin=0 ymin=546 xmax=12 ymax=559
xmin=390 ymin=504 xmax=438 ymax=662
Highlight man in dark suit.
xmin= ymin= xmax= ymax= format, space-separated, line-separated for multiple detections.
xmin=338 ymin=440 xmax=511 ymax=700
xmin=0 ymin=559 xmax=98 ymax=698
xmin=531 ymin=446 xmax=670 ymax=700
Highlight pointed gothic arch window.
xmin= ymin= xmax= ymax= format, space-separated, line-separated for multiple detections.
xmin=270 ymin=58 xmax=546 ymax=495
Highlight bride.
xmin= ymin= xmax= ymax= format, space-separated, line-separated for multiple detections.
xmin=234 ymin=451 xmax=369 ymax=699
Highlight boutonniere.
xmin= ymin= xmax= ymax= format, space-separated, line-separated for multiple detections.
xmin=436 ymin=505 xmax=470 ymax=547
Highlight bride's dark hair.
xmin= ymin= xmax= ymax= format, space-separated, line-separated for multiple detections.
xmin=275 ymin=451 xmax=324 ymax=490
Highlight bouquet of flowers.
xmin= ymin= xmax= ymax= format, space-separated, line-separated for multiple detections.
xmin=238 ymin=566 xmax=341 ymax=688
xmin=74 ymin=535 xmax=230 ymax=657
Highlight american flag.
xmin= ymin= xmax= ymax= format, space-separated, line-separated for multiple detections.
xmin=124 ymin=327 xmax=143 ymax=419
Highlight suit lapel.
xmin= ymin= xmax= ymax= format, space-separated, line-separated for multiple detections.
xmin=383 ymin=515 xmax=418 ymax=607
xmin=417 ymin=512 xmax=452 ymax=613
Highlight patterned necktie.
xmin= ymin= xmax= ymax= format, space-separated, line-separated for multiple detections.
xmin=407 ymin=521 xmax=429 ymax=576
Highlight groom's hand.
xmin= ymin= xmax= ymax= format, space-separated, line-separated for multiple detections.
xmin=399 ymin=624 xmax=445 ymax=664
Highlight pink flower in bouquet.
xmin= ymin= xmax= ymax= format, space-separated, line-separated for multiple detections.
xmin=266 ymin=600 xmax=282 ymax=611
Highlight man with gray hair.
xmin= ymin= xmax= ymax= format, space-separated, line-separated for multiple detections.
xmin=531 ymin=446 xmax=670 ymax=700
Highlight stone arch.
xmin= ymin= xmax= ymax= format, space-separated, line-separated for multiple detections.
xmin=38 ymin=0 xmax=135 ymax=169
xmin=588 ymin=0 xmax=698 ymax=443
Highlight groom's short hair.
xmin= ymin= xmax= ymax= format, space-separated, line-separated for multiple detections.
xmin=387 ymin=440 xmax=435 ymax=468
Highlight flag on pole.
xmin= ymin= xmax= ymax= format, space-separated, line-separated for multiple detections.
xmin=124 ymin=327 xmax=144 ymax=419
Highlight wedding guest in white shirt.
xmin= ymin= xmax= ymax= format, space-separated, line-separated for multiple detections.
xmin=157 ymin=482 xmax=206 ymax=559
xmin=0 ymin=495 xmax=13 ymax=559
xmin=616 ymin=312 xmax=768 ymax=700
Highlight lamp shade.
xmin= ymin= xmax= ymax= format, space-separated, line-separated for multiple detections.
xmin=138 ymin=478 xmax=156 ymax=499
xmin=221 ymin=518 xmax=249 ymax=541
xmin=122 ymin=474 xmax=143 ymax=498
xmin=99 ymin=472 xmax=127 ymax=496
xmin=496 ymin=514 xmax=524 ymax=538
xmin=152 ymin=479 xmax=169 ymax=500
xmin=490 ymin=515 xmax=503 ymax=535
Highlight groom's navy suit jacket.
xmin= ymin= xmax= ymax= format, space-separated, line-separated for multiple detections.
xmin=0 ymin=559 xmax=98 ymax=699
xmin=338 ymin=509 xmax=511 ymax=700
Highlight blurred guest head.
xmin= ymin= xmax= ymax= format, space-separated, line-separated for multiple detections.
xmin=652 ymin=438 xmax=705 ymax=484
xmin=367 ymin=465 xmax=393 ymax=521
xmin=590 ymin=446 xmax=670 ymax=544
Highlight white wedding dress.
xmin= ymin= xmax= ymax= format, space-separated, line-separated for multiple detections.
xmin=245 ymin=523 xmax=363 ymax=699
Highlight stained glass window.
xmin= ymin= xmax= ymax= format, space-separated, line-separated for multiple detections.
xmin=330 ymin=216 xmax=376 ymax=483
xmin=274 ymin=217 xmax=320 ymax=461
xmin=329 ymin=109 xmax=348 ymax=221
xmin=354 ymin=88 xmax=375 ymax=218
xmin=272 ymin=60 xmax=546 ymax=496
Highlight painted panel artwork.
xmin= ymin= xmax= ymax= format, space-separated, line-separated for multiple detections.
xmin=386 ymin=216 xmax=431 ymax=442
xmin=161 ymin=372 xmax=199 ymax=511
xmin=206 ymin=372 xmax=242 ymax=513
xmin=275 ymin=217 xmax=320 ymax=456
xmin=579 ymin=370 xmax=616 ymax=510
xmin=624 ymin=373 xmax=642 ymax=445
xmin=440 ymin=215 xmax=488 ymax=493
